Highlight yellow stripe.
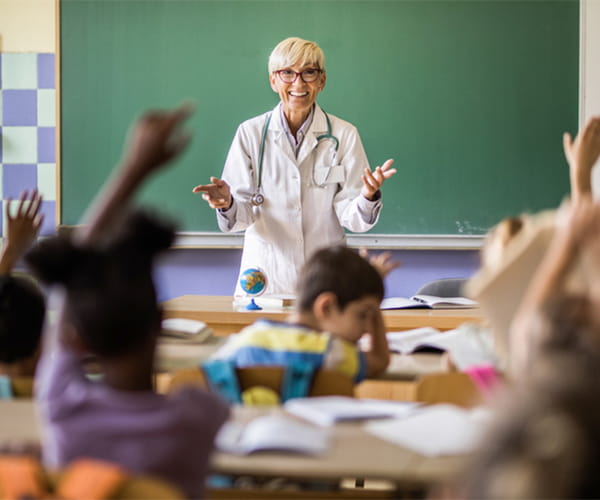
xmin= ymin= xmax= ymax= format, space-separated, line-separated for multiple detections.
xmin=335 ymin=340 xmax=359 ymax=378
xmin=232 ymin=324 xmax=329 ymax=353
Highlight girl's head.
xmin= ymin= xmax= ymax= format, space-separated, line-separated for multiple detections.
xmin=479 ymin=216 xmax=527 ymax=271
xmin=26 ymin=210 xmax=175 ymax=358
xmin=0 ymin=275 xmax=45 ymax=369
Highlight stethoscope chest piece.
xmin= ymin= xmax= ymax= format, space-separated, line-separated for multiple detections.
xmin=251 ymin=192 xmax=265 ymax=206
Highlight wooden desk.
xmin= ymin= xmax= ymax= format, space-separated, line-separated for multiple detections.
xmin=212 ymin=406 xmax=465 ymax=489
xmin=0 ymin=401 xmax=465 ymax=492
xmin=162 ymin=295 xmax=482 ymax=336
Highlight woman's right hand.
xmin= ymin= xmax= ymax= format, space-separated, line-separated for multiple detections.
xmin=193 ymin=177 xmax=232 ymax=210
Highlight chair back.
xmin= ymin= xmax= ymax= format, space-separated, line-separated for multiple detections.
xmin=166 ymin=366 xmax=354 ymax=400
xmin=414 ymin=372 xmax=481 ymax=408
xmin=415 ymin=278 xmax=467 ymax=297
xmin=0 ymin=455 xmax=185 ymax=500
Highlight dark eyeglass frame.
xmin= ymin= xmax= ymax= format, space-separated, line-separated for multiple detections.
xmin=275 ymin=68 xmax=323 ymax=83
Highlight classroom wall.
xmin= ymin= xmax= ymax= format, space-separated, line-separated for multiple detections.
xmin=0 ymin=0 xmax=58 ymax=240
xmin=4 ymin=1 xmax=600 ymax=301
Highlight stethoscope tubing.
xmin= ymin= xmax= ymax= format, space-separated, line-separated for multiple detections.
xmin=252 ymin=109 xmax=338 ymax=206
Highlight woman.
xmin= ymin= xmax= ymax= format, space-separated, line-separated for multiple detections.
xmin=194 ymin=37 xmax=396 ymax=295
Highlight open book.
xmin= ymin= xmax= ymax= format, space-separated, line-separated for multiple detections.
xmin=233 ymin=294 xmax=295 ymax=308
xmin=374 ymin=324 xmax=497 ymax=370
xmin=284 ymin=396 xmax=417 ymax=427
xmin=160 ymin=318 xmax=214 ymax=343
xmin=381 ymin=294 xmax=477 ymax=310
xmin=365 ymin=404 xmax=492 ymax=457
xmin=215 ymin=414 xmax=330 ymax=456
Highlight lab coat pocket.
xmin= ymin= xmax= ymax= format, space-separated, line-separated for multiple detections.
xmin=313 ymin=165 xmax=345 ymax=186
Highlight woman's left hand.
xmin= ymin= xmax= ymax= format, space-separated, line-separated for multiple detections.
xmin=361 ymin=158 xmax=396 ymax=200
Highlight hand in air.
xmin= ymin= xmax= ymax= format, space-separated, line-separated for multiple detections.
xmin=563 ymin=116 xmax=600 ymax=200
xmin=6 ymin=189 xmax=44 ymax=253
xmin=122 ymin=102 xmax=194 ymax=177
xmin=193 ymin=177 xmax=232 ymax=210
xmin=359 ymin=248 xmax=401 ymax=278
xmin=361 ymin=159 xmax=396 ymax=200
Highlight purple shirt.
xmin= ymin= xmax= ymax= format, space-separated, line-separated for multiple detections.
xmin=36 ymin=346 xmax=229 ymax=499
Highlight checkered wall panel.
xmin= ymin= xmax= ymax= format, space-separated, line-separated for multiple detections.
xmin=0 ymin=53 xmax=57 ymax=239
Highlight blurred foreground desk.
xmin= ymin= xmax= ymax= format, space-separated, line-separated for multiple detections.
xmin=211 ymin=406 xmax=465 ymax=492
xmin=162 ymin=295 xmax=482 ymax=336
xmin=0 ymin=402 xmax=465 ymax=495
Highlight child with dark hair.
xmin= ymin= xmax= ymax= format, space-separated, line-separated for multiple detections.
xmin=213 ymin=244 xmax=389 ymax=382
xmin=26 ymin=105 xmax=229 ymax=499
xmin=0 ymin=190 xmax=45 ymax=380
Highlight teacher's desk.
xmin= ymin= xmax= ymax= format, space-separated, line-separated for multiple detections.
xmin=161 ymin=295 xmax=482 ymax=337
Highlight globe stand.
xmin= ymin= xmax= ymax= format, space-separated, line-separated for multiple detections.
xmin=246 ymin=298 xmax=262 ymax=311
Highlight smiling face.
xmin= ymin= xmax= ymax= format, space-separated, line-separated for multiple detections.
xmin=269 ymin=63 xmax=326 ymax=124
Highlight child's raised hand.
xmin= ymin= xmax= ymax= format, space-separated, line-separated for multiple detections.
xmin=563 ymin=116 xmax=600 ymax=200
xmin=360 ymin=159 xmax=396 ymax=201
xmin=192 ymin=177 xmax=232 ymax=210
xmin=359 ymin=248 xmax=401 ymax=278
xmin=122 ymin=102 xmax=194 ymax=178
xmin=0 ymin=190 xmax=43 ymax=273
xmin=6 ymin=190 xmax=43 ymax=251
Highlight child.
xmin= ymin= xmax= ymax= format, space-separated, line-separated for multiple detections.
xmin=213 ymin=245 xmax=390 ymax=382
xmin=0 ymin=190 xmax=45 ymax=380
xmin=456 ymin=199 xmax=600 ymax=499
xmin=26 ymin=105 xmax=229 ymax=499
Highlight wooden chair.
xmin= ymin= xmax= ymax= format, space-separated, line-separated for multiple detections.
xmin=0 ymin=455 xmax=185 ymax=499
xmin=414 ymin=372 xmax=481 ymax=408
xmin=165 ymin=366 xmax=354 ymax=399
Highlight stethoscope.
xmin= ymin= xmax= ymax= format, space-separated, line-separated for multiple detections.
xmin=251 ymin=110 xmax=340 ymax=206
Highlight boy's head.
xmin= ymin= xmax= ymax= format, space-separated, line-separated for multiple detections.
xmin=0 ymin=275 xmax=45 ymax=370
xmin=26 ymin=209 xmax=175 ymax=358
xmin=296 ymin=245 xmax=384 ymax=342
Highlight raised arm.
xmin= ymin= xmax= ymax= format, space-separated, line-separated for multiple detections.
xmin=0 ymin=190 xmax=43 ymax=275
xmin=76 ymin=104 xmax=193 ymax=245
xmin=563 ymin=116 xmax=600 ymax=203
xmin=510 ymin=198 xmax=600 ymax=374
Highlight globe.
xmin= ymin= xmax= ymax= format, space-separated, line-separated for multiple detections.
xmin=239 ymin=268 xmax=267 ymax=309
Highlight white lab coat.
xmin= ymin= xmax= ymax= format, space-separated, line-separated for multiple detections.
xmin=217 ymin=103 xmax=382 ymax=295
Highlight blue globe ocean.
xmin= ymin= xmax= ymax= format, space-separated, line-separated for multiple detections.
xmin=239 ymin=268 xmax=266 ymax=296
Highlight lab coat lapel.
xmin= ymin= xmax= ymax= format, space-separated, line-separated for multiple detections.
xmin=297 ymin=105 xmax=327 ymax=167
xmin=269 ymin=104 xmax=296 ymax=165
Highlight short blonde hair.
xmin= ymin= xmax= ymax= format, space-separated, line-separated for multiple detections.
xmin=268 ymin=37 xmax=325 ymax=74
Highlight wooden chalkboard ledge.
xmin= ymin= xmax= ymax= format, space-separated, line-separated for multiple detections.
xmin=172 ymin=233 xmax=483 ymax=250
xmin=54 ymin=227 xmax=482 ymax=249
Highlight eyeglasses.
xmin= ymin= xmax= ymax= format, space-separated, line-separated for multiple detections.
xmin=275 ymin=68 xmax=322 ymax=83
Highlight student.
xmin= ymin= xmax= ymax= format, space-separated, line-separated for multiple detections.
xmin=25 ymin=105 xmax=229 ymax=499
xmin=0 ymin=190 xmax=45 ymax=380
xmin=457 ymin=199 xmax=600 ymax=499
xmin=212 ymin=245 xmax=390 ymax=382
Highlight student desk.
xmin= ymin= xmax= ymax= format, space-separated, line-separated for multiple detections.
xmin=211 ymin=406 xmax=465 ymax=491
xmin=161 ymin=295 xmax=482 ymax=336
xmin=0 ymin=401 xmax=465 ymax=493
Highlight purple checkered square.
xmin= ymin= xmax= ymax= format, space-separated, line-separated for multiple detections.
xmin=38 ymin=54 xmax=55 ymax=89
xmin=39 ymin=200 xmax=56 ymax=236
xmin=38 ymin=127 xmax=55 ymax=163
xmin=2 ymin=90 xmax=37 ymax=126
xmin=2 ymin=164 xmax=38 ymax=199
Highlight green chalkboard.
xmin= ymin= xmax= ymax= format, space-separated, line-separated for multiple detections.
xmin=61 ymin=0 xmax=578 ymax=236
